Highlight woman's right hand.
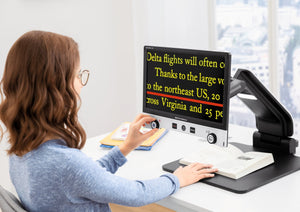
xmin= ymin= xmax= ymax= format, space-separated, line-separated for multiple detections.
xmin=119 ymin=114 xmax=158 ymax=156
xmin=173 ymin=163 xmax=218 ymax=188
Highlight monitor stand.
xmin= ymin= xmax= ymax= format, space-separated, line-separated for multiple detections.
xmin=162 ymin=142 xmax=300 ymax=194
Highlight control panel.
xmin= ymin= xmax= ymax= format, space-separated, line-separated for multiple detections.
xmin=145 ymin=114 xmax=228 ymax=147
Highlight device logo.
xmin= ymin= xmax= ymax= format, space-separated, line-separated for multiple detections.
xmin=175 ymin=117 xmax=187 ymax=122
xmin=145 ymin=46 xmax=154 ymax=50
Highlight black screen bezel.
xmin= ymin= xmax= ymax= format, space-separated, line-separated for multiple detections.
xmin=143 ymin=46 xmax=231 ymax=130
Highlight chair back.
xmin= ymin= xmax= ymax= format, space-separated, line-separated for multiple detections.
xmin=0 ymin=185 xmax=27 ymax=212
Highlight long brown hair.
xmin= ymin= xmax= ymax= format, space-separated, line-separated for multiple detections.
xmin=0 ymin=30 xmax=86 ymax=156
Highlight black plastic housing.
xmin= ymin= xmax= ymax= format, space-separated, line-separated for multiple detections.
xmin=233 ymin=69 xmax=298 ymax=154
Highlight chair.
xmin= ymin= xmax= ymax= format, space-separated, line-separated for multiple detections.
xmin=0 ymin=185 xmax=27 ymax=212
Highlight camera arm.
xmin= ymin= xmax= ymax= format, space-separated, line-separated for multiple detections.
xmin=230 ymin=69 xmax=298 ymax=154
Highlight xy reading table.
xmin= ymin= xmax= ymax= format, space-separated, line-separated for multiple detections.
xmin=82 ymin=125 xmax=300 ymax=212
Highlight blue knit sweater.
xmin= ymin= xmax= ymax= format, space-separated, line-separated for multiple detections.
xmin=9 ymin=139 xmax=180 ymax=212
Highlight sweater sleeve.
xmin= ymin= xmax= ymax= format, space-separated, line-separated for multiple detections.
xmin=62 ymin=150 xmax=180 ymax=207
xmin=95 ymin=146 xmax=127 ymax=173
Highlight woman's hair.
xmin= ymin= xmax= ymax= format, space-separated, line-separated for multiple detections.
xmin=0 ymin=30 xmax=86 ymax=156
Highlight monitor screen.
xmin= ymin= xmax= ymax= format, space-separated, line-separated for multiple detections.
xmin=143 ymin=46 xmax=231 ymax=146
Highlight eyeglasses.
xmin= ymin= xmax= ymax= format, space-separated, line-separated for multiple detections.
xmin=78 ymin=69 xmax=90 ymax=86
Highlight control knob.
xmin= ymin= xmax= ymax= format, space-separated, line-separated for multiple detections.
xmin=150 ymin=120 xmax=160 ymax=129
xmin=207 ymin=133 xmax=217 ymax=144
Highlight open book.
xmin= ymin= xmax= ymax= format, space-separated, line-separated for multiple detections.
xmin=179 ymin=142 xmax=274 ymax=179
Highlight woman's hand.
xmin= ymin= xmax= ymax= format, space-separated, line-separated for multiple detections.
xmin=173 ymin=163 xmax=218 ymax=188
xmin=119 ymin=114 xmax=158 ymax=156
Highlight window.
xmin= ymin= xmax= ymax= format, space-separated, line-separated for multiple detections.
xmin=215 ymin=0 xmax=300 ymax=138
xmin=278 ymin=1 xmax=300 ymax=137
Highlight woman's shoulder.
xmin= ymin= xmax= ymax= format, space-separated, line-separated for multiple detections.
xmin=37 ymin=139 xmax=89 ymax=162
xmin=10 ymin=139 xmax=86 ymax=165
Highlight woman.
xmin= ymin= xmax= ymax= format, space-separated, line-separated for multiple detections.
xmin=0 ymin=31 xmax=217 ymax=212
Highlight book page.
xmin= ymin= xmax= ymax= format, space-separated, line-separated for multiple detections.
xmin=179 ymin=143 xmax=274 ymax=179
xmin=216 ymin=154 xmax=258 ymax=174
xmin=180 ymin=143 xmax=244 ymax=166
xmin=216 ymin=152 xmax=274 ymax=179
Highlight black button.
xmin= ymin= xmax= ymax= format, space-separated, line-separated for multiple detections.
xmin=190 ymin=127 xmax=195 ymax=134
xmin=181 ymin=125 xmax=186 ymax=131
xmin=172 ymin=123 xmax=177 ymax=129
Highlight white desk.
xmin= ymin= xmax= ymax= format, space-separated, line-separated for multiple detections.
xmin=82 ymin=125 xmax=300 ymax=212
